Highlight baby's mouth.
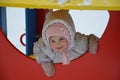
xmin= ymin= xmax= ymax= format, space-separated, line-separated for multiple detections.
xmin=57 ymin=46 xmax=63 ymax=49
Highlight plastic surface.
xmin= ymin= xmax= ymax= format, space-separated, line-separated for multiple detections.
xmin=0 ymin=11 xmax=120 ymax=80
xmin=0 ymin=0 xmax=120 ymax=10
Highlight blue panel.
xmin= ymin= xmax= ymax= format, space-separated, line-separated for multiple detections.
xmin=0 ymin=8 xmax=1 ymax=28
xmin=0 ymin=7 xmax=7 ymax=35
xmin=25 ymin=9 xmax=37 ymax=55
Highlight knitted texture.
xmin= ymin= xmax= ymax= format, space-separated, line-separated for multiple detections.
xmin=46 ymin=23 xmax=70 ymax=45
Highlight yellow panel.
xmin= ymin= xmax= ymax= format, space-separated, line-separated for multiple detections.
xmin=0 ymin=0 xmax=120 ymax=10
xmin=29 ymin=54 xmax=35 ymax=59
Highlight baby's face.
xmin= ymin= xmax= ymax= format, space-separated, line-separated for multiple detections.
xmin=49 ymin=36 xmax=69 ymax=53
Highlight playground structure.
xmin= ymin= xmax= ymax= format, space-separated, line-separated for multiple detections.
xmin=0 ymin=0 xmax=120 ymax=80
xmin=0 ymin=0 xmax=120 ymax=10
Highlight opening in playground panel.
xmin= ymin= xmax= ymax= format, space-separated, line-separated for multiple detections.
xmin=6 ymin=7 xmax=110 ymax=58
xmin=6 ymin=7 xmax=26 ymax=54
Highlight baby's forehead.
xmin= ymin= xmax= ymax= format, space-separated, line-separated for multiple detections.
xmin=49 ymin=36 xmax=66 ymax=40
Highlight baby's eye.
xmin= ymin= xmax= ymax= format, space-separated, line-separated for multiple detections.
xmin=60 ymin=38 xmax=64 ymax=41
xmin=50 ymin=40 xmax=55 ymax=43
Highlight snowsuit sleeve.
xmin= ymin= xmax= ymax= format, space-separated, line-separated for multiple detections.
xmin=33 ymin=38 xmax=51 ymax=64
xmin=72 ymin=32 xmax=89 ymax=55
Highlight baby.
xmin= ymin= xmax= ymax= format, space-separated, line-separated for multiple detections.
xmin=33 ymin=10 xmax=99 ymax=77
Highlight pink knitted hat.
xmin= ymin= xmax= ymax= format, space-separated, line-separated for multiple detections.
xmin=46 ymin=23 xmax=70 ymax=45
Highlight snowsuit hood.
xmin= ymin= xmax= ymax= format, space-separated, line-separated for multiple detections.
xmin=42 ymin=10 xmax=76 ymax=50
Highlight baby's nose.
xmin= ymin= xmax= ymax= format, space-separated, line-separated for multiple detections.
xmin=56 ymin=42 xmax=61 ymax=46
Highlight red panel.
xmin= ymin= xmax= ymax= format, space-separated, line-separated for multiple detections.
xmin=37 ymin=9 xmax=49 ymax=35
xmin=0 ymin=11 xmax=120 ymax=80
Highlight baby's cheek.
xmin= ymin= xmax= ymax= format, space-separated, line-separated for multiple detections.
xmin=50 ymin=44 xmax=56 ymax=50
xmin=64 ymin=44 xmax=69 ymax=49
xmin=63 ymin=41 xmax=69 ymax=47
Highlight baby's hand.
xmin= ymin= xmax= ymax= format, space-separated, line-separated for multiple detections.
xmin=88 ymin=34 xmax=99 ymax=54
xmin=41 ymin=62 xmax=55 ymax=77
xmin=75 ymin=32 xmax=86 ymax=40
xmin=74 ymin=32 xmax=88 ymax=54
